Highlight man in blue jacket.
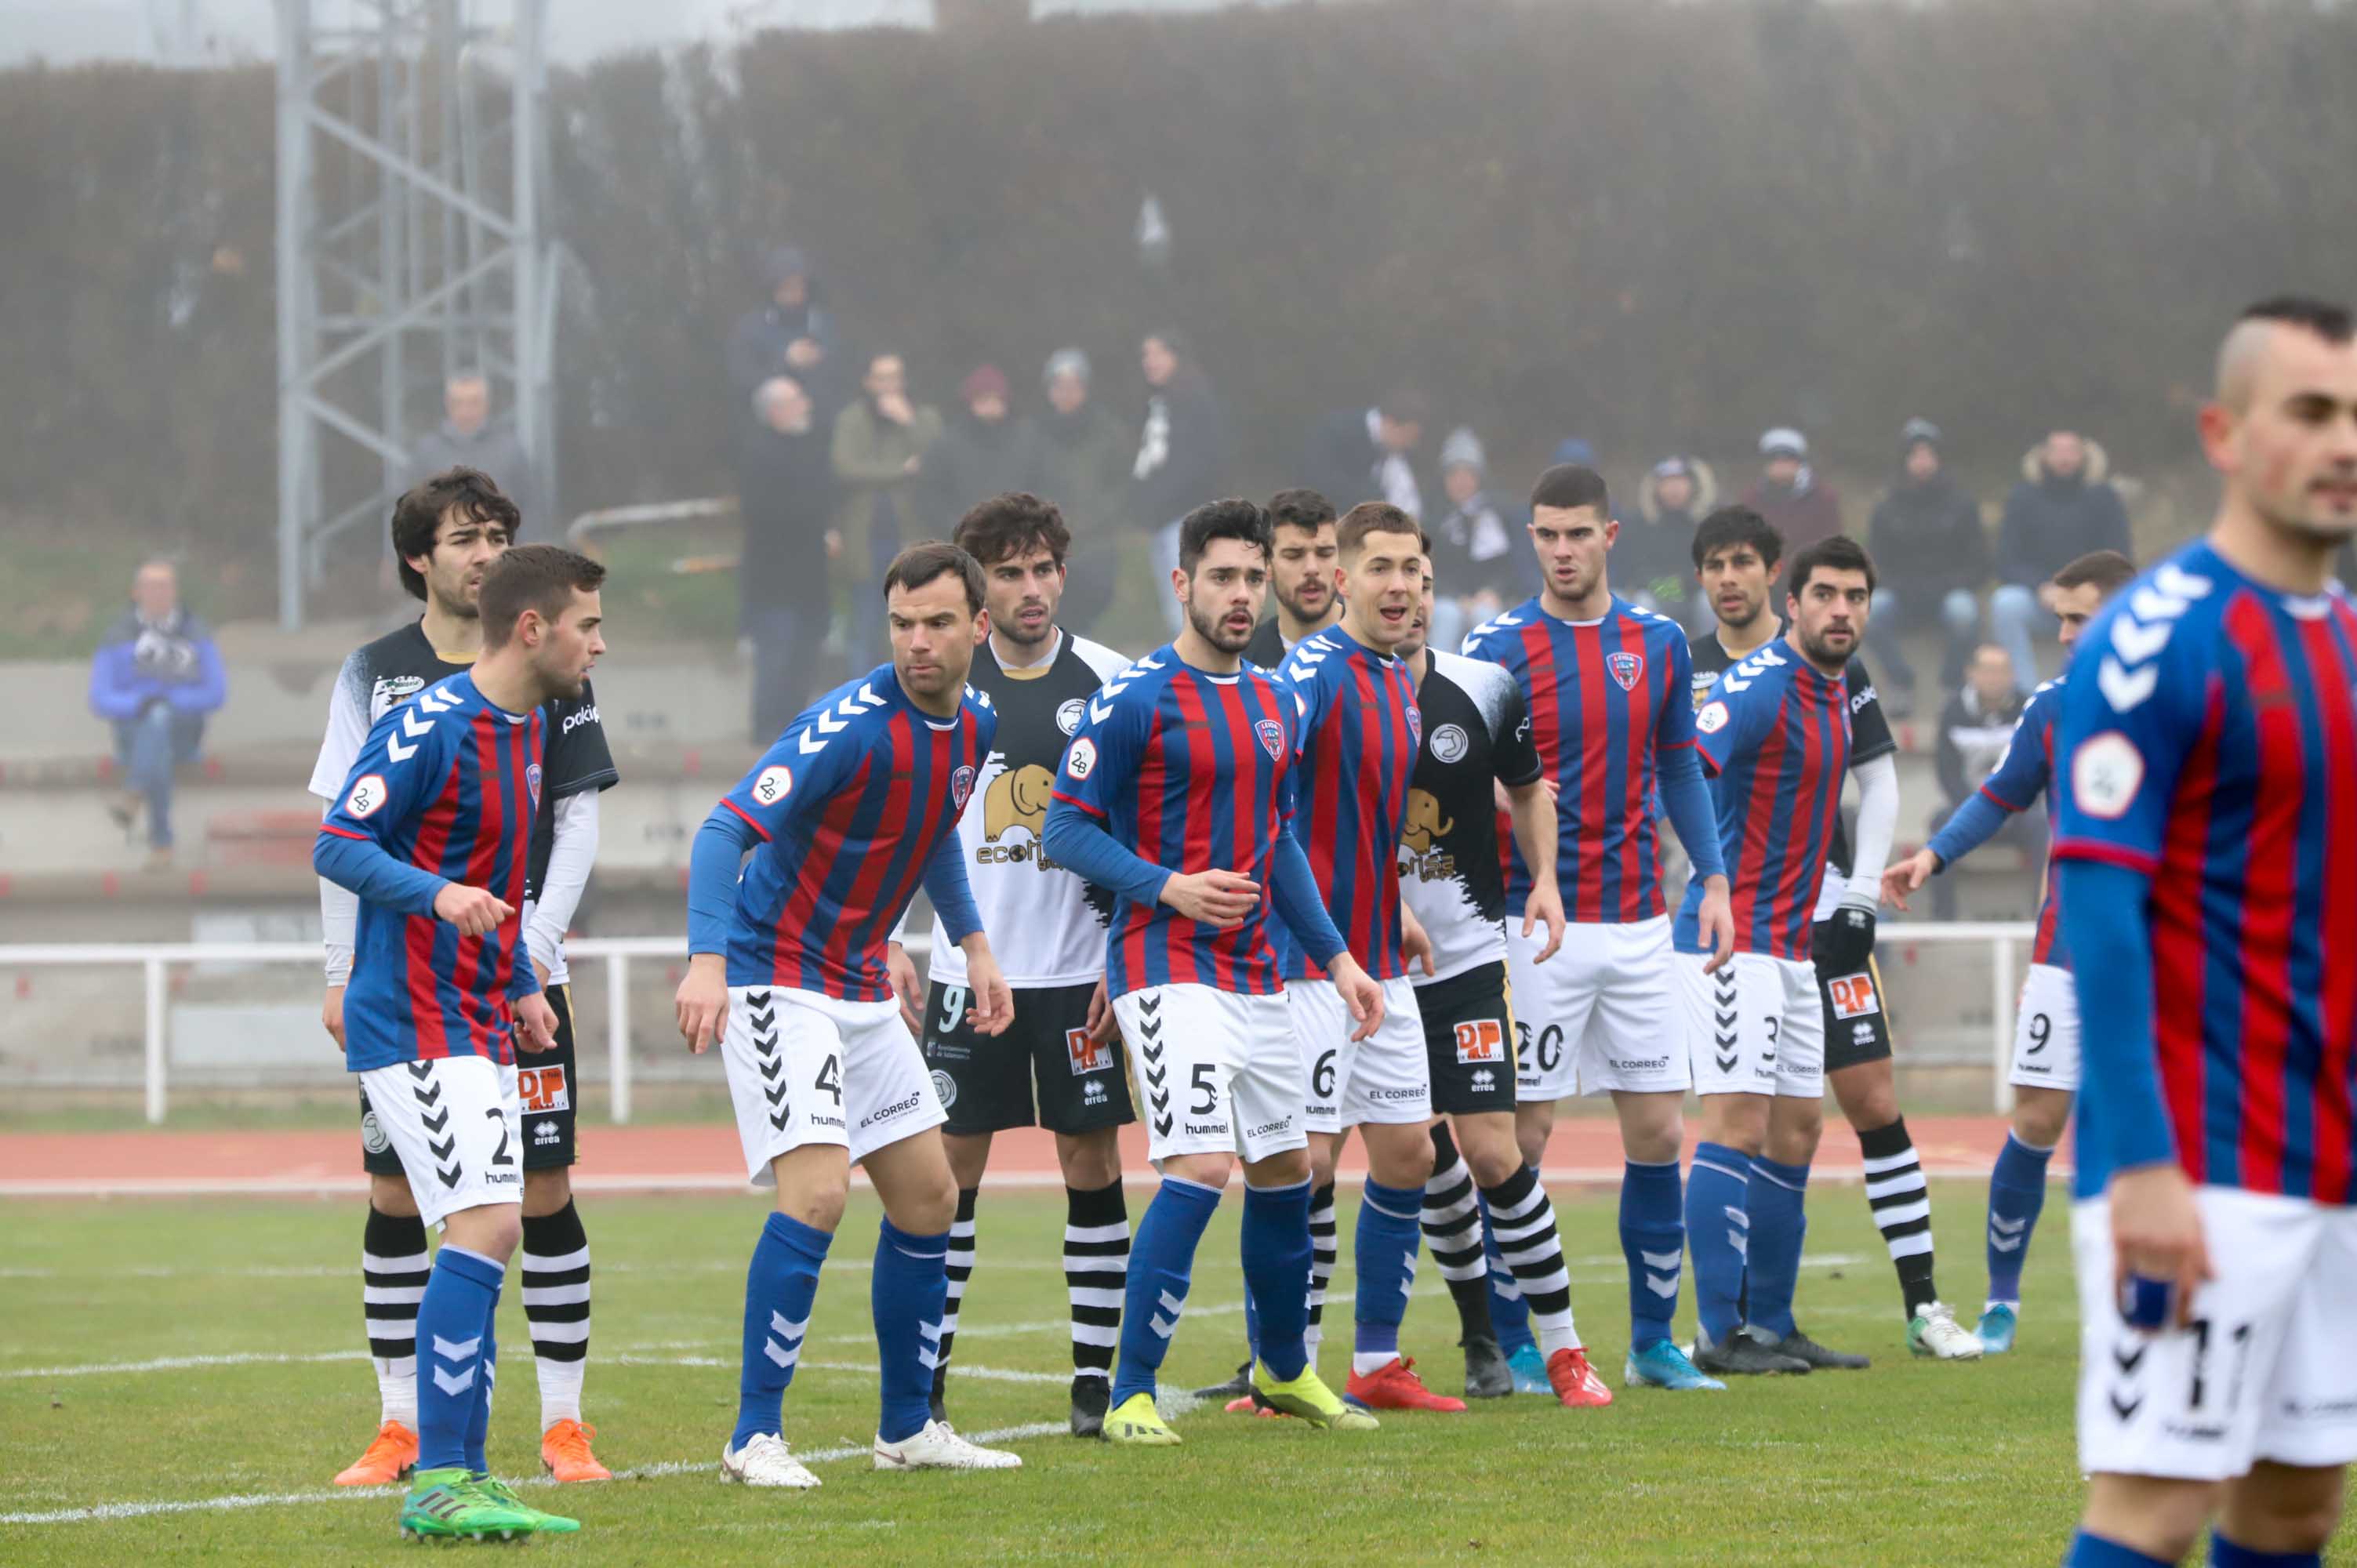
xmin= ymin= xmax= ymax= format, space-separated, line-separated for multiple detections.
xmin=88 ymin=559 xmax=226 ymax=867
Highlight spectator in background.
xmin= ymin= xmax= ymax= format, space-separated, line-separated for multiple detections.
xmin=1623 ymin=454 xmax=1717 ymax=629
xmin=1927 ymin=643 xmax=2036 ymax=919
xmin=1992 ymin=429 xmax=2130 ymax=688
xmin=922 ymin=365 xmax=1042 ymax=532
xmin=1033 ymin=348 xmax=1131 ymax=635
xmin=725 ymin=245 xmax=837 ymax=409
xmin=1742 ymin=426 xmax=1843 ymax=549
xmin=1424 ymin=427 xmax=1518 ymax=653
xmin=88 ymin=559 xmax=226 ymax=869
xmin=1865 ymin=418 xmax=1990 ymax=718
xmin=1131 ymin=328 xmax=1229 ymax=633
xmin=409 ymin=370 xmax=535 ymax=525
xmin=736 ymin=376 xmax=837 ymax=742
xmin=830 ymin=351 xmax=942 ymax=666
xmin=1304 ymin=387 xmax=1429 ymax=519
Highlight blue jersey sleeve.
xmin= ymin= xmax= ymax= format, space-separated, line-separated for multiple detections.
xmin=717 ymin=706 xmax=864 ymax=845
xmin=1691 ymin=670 xmax=1770 ymax=779
xmin=1051 ymin=676 xmax=1145 ymax=823
xmin=1655 ymin=626 xmax=1701 ymax=753
xmin=1979 ymin=685 xmax=2057 ymax=815
xmin=314 ymin=703 xmax=457 ymax=916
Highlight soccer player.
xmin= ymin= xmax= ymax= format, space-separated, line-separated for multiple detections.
xmin=1688 ymin=507 xmax=1980 ymax=1360
xmin=1390 ymin=554 xmax=1573 ymax=1399
xmin=886 ymin=494 xmax=1133 ymax=1438
xmin=2056 ymin=297 xmax=2357 ymax=1568
xmin=1460 ymin=463 xmax=1734 ymax=1399
xmin=677 ymin=543 xmax=1024 ymax=1488
xmin=1242 ymin=488 xmax=1342 ymax=668
xmin=1041 ymin=497 xmax=1388 ymax=1446
xmin=1678 ymin=530 xmax=1878 ymax=1377
xmin=313 ymin=543 xmax=607 ymax=1542
xmin=312 ymin=469 xmax=619 ymax=1489
xmin=1882 ymin=548 xmax=2137 ymax=1354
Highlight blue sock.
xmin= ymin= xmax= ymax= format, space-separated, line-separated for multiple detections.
xmin=873 ymin=1218 xmax=949 ymax=1444
xmin=1109 ymin=1177 xmax=1222 ymax=1408
xmin=1685 ymin=1142 xmax=1751 ymax=1345
xmin=1746 ymin=1154 xmax=1809 ymax=1340
xmin=1480 ymin=1193 xmax=1534 ymax=1353
xmin=732 ymin=1210 xmax=833 ymax=1451
xmin=1351 ymin=1178 xmax=1423 ymax=1365
xmin=462 ymin=1301 xmax=496 ymax=1472
xmin=1240 ymin=1179 xmax=1311 ymax=1381
xmin=415 ymin=1244 xmax=503 ymax=1474
xmin=2061 ymin=1530 xmax=2174 ymax=1566
xmin=1620 ymin=1158 xmax=1685 ymax=1351
xmin=1986 ymin=1132 xmax=2053 ymax=1307
xmin=2211 ymin=1534 xmax=2322 ymax=1567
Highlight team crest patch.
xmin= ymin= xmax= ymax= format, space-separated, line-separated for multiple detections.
xmin=360 ymin=1109 xmax=390 ymax=1156
xmin=1608 ymin=650 xmax=1644 ymax=691
xmin=1255 ymin=718 xmax=1286 ymax=760
xmin=1056 ymin=698 xmax=1087 ymax=736
xmin=1406 ymin=704 xmax=1423 ymax=746
xmin=526 ymin=763 xmax=543 ymax=809
xmin=931 ymin=1069 xmax=958 ymax=1110
xmin=1430 ymin=723 xmax=1469 ymax=764
xmin=951 ymin=764 xmax=977 ymax=810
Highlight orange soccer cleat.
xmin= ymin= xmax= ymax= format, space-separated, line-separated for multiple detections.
xmin=1222 ymin=1394 xmax=1286 ymax=1419
xmin=333 ymin=1419 xmax=419 ymax=1486
xmin=1545 ymin=1347 xmax=1615 ymax=1408
xmin=540 ymin=1418 xmax=613 ymax=1483
xmin=1342 ymin=1356 xmax=1468 ymax=1413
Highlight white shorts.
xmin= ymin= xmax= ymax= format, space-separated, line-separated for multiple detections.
xmin=1286 ymin=975 xmax=1432 ymax=1133
xmin=1679 ymin=949 xmax=1825 ymax=1098
xmin=2073 ymin=1188 xmax=2357 ymax=1481
xmin=720 ymin=984 xmax=944 ymax=1184
xmin=2008 ymin=963 xmax=2083 ymax=1093
xmin=1504 ymin=916 xmax=1688 ymax=1101
xmin=1114 ymin=983 xmax=1308 ymax=1168
xmin=357 ymin=1055 xmax=523 ymax=1229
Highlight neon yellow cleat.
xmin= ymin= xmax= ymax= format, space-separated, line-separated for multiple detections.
xmin=1250 ymin=1360 xmax=1379 ymax=1431
xmin=1102 ymin=1392 xmax=1182 ymax=1446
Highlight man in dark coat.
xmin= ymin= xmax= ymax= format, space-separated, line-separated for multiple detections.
xmin=735 ymin=376 xmax=839 ymax=740
xmin=1865 ymin=418 xmax=1991 ymax=713
xmin=1991 ymin=429 xmax=2131 ymax=688
xmin=921 ymin=365 xmax=1043 ymax=535
xmin=1302 ymin=388 xmax=1429 ymax=520
xmin=724 ymin=245 xmax=838 ymax=412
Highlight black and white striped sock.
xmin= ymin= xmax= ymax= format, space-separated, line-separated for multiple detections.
xmin=932 ymin=1186 xmax=980 ymax=1403
xmin=520 ymin=1200 xmax=590 ymax=1430
xmin=1304 ymin=1181 xmax=1338 ymax=1366
xmin=362 ymin=1205 xmax=429 ymax=1429
xmin=1063 ymin=1179 xmax=1129 ymax=1385
xmin=1859 ymin=1118 xmax=1939 ymax=1316
xmin=1422 ymin=1123 xmax=1495 ymax=1343
xmin=1483 ymin=1164 xmax=1578 ymax=1357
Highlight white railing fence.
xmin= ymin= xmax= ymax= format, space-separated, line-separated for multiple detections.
xmin=0 ymin=924 xmax=2033 ymax=1126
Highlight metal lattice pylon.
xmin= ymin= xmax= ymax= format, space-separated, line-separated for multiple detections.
xmin=274 ymin=0 xmax=550 ymax=629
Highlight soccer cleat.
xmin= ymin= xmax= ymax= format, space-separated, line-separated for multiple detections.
xmin=1908 ymin=1301 xmax=1986 ymax=1361
xmin=873 ymin=1419 xmax=1022 ymax=1471
xmin=1545 ymin=1348 xmax=1614 ymax=1408
xmin=1104 ymin=1392 xmax=1182 ymax=1446
xmin=1624 ymin=1340 xmax=1727 ymax=1392
xmin=1070 ymin=1377 xmax=1110 ymax=1439
xmin=1975 ymin=1303 xmax=2019 ymax=1356
xmin=1222 ymin=1393 xmax=1285 ymax=1419
xmin=1346 ymin=1356 xmax=1469 ymax=1413
xmin=1462 ymin=1334 xmax=1513 ymax=1399
xmin=540 ymin=1418 xmax=612 ymax=1483
xmin=1194 ymin=1358 xmax=1255 ymax=1401
xmin=1692 ymin=1327 xmax=1811 ymax=1377
xmin=1504 ymin=1341 xmax=1553 ymax=1395
xmin=1251 ymin=1360 xmax=1380 ymax=1431
xmin=335 ymin=1419 xmax=418 ymax=1486
xmin=1762 ymin=1326 xmax=1871 ymax=1370
xmin=397 ymin=1467 xmax=542 ymax=1542
xmin=722 ymin=1432 xmax=821 ymax=1490
xmin=473 ymin=1475 xmax=580 ymax=1534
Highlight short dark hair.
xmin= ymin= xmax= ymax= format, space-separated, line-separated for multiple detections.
xmin=2239 ymin=295 xmax=2355 ymax=345
xmin=1691 ymin=506 xmax=1783 ymax=572
xmin=1335 ymin=501 xmax=1421 ymax=560
xmin=1787 ymin=534 xmax=1877 ymax=597
xmin=391 ymin=467 xmax=521 ymax=601
xmin=1178 ymin=498 xmax=1273 ymax=575
xmin=2052 ymin=549 xmax=2137 ymax=597
xmin=1378 ymin=387 xmax=1430 ymax=427
xmin=1266 ymin=488 xmax=1337 ymax=537
xmin=882 ymin=541 xmax=986 ymax=614
xmin=1530 ymin=463 xmax=1611 ymax=517
xmin=953 ymin=492 xmax=1070 ymax=571
xmin=479 ymin=543 xmax=604 ymax=649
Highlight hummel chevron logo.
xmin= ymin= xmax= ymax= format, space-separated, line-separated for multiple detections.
xmin=436 ymin=1163 xmax=461 ymax=1188
xmin=420 ymin=1108 xmax=449 ymax=1134
xmin=1715 ymin=1057 xmax=1740 ymax=1074
xmin=2109 ymin=1391 xmax=2143 ymax=1421
xmin=764 ymin=1081 xmax=788 ymax=1109
xmin=2112 ymin=1341 xmax=2147 ymax=1375
xmin=400 ymin=706 xmax=434 ymax=739
xmin=1145 ymin=1064 xmax=1168 ymax=1091
xmin=385 ymin=733 xmax=419 ymax=763
xmin=407 ymin=1061 xmax=434 ymax=1080
xmin=1990 ymin=1215 xmax=2027 ymax=1235
xmin=757 ymin=1052 xmax=782 ymax=1082
xmin=1646 ymin=1273 xmax=1679 ymax=1299
xmin=2097 ymin=657 xmax=2158 ymax=713
xmin=433 ymin=1334 xmax=481 ymax=1360
xmin=416 ymin=687 xmax=460 ymax=714
xmin=768 ymin=1110 xmax=790 ymax=1132
xmin=428 ymin=1136 xmax=456 ymax=1162
xmin=431 ymin=1363 xmax=477 ymax=1397
xmin=416 ymin=1082 xmax=442 ymax=1108
xmin=856 ymin=684 xmax=884 ymax=710
xmin=1153 ymin=1112 xmax=1173 ymax=1138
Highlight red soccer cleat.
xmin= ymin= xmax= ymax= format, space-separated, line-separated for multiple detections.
xmin=1343 ymin=1356 xmax=1468 ymax=1413
xmin=1546 ymin=1347 xmax=1614 ymax=1408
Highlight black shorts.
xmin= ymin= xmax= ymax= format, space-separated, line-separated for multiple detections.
xmin=921 ymin=978 xmax=1133 ymax=1138
xmin=360 ymin=983 xmax=579 ymax=1175
xmin=1816 ymin=949 xmax=1893 ymax=1073
xmin=1415 ymin=961 xmax=1518 ymax=1117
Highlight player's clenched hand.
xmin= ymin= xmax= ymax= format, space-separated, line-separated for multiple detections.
xmin=515 ymin=991 xmax=559 ymax=1054
xmin=1328 ymin=953 xmax=1386 ymax=1044
xmin=675 ymin=953 xmax=730 ymax=1055
xmin=1085 ymin=978 xmax=1117 ymax=1045
xmin=434 ymin=882 xmax=513 ymax=937
xmin=1402 ymin=906 xmax=1438 ymax=979
xmin=1522 ymin=880 xmax=1567 ymax=964
xmin=1160 ymin=869 xmax=1260 ymax=929
xmin=1696 ymin=875 xmax=1736 ymax=975
xmin=1880 ymin=848 xmax=1938 ymax=913
xmin=2111 ymin=1163 xmax=2212 ymax=1331
xmin=886 ymin=941 xmax=924 ymax=1037
xmin=960 ymin=942 xmax=1016 ymax=1038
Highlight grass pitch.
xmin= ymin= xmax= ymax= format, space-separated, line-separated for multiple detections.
xmin=3 ymin=1180 xmax=2090 ymax=1564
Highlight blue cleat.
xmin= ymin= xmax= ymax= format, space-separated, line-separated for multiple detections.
xmin=1975 ymin=1303 xmax=2018 ymax=1356
xmin=1624 ymin=1339 xmax=1727 ymax=1391
xmin=1505 ymin=1342 xmax=1551 ymax=1395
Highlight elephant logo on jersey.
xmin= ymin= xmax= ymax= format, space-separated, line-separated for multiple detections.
xmin=1400 ymin=789 xmax=1455 ymax=854
xmin=951 ymin=765 xmax=977 ymax=811
xmin=1255 ymin=718 xmax=1286 ymax=760
xmin=983 ymin=764 xmax=1056 ymax=843
xmin=1055 ymin=699 xmax=1087 ymax=736
xmin=1608 ymin=651 xmax=1644 ymax=691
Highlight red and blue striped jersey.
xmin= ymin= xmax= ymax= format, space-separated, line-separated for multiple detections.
xmin=717 ymin=664 xmax=996 ymax=1000
xmin=1675 ymin=638 xmax=1851 ymax=961
xmin=2054 ymin=541 xmax=2357 ymax=1203
xmin=320 ymin=672 xmax=543 ymax=1071
xmin=1974 ymin=677 xmax=2069 ymax=968
xmin=1461 ymin=596 xmax=1699 ymax=921
xmin=1051 ymin=647 xmax=1302 ymax=999
xmin=1274 ymin=625 xmax=1421 ymax=981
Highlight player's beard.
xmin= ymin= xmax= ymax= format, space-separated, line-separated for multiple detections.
xmin=1274 ymin=575 xmax=1328 ymax=626
xmin=1186 ymin=594 xmax=1254 ymax=655
xmin=1792 ymin=622 xmax=1856 ymax=671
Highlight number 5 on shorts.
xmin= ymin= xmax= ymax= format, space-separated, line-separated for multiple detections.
xmin=1190 ymin=1063 xmax=1218 ymax=1114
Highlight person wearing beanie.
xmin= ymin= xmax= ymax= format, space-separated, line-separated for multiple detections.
xmin=1424 ymin=427 xmax=1520 ymax=653
xmin=1864 ymin=418 xmax=1991 ymax=716
xmin=1741 ymin=427 xmax=1843 ymax=550
xmin=1623 ymin=455 xmax=1718 ymax=630
xmin=921 ymin=363 xmax=1043 ymax=534
xmin=1033 ymin=348 xmax=1131 ymax=633
xmin=725 ymin=243 xmax=838 ymax=409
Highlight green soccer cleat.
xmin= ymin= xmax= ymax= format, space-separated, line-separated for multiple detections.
xmin=1250 ymin=1360 xmax=1380 ymax=1431
xmin=398 ymin=1468 xmax=544 ymax=1543
xmin=474 ymin=1474 xmax=580 ymax=1534
xmin=1103 ymin=1392 xmax=1182 ymax=1446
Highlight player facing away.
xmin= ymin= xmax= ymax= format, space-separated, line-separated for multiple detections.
xmin=1677 ymin=531 xmax=1876 ymax=1377
xmin=1460 ymin=463 xmax=1734 ymax=1399
xmin=312 ymin=544 xmax=608 ymax=1542
xmin=677 ymin=543 xmax=1025 ymax=1489
xmin=1242 ymin=488 xmax=1343 ymax=669
xmin=1040 ymin=497 xmax=1389 ymax=1446
xmin=884 ymin=494 xmax=1134 ymax=1438
xmin=312 ymin=470 xmax=619 ymax=1490
xmin=1883 ymin=549 xmax=2137 ymax=1354
xmin=1689 ymin=507 xmax=1980 ymax=1361
xmin=2056 ymin=298 xmax=2357 ymax=1568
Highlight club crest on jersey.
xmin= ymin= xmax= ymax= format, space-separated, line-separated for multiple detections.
xmin=1255 ymin=718 xmax=1286 ymax=760
xmin=1608 ymin=650 xmax=1644 ymax=691
xmin=1056 ymin=698 xmax=1087 ymax=736
xmin=1406 ymin=705 xmax=1423 ymax=746
xmin=526 ymin=763 xmax=543 ymax=808
xmin=1430 ymin=723 xmax=1469 ymax=764
xmin=951 ymin=764 xmax=977 ymax=811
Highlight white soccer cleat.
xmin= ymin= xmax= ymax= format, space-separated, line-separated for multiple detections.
xmin=721 ymin=1432 xmax=822 ymax=1490
xmin=872 ymin=1419 xmax=1023 ymax=1471
xmin=1908 ymin=1301 xmax=1986 ymax=1361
